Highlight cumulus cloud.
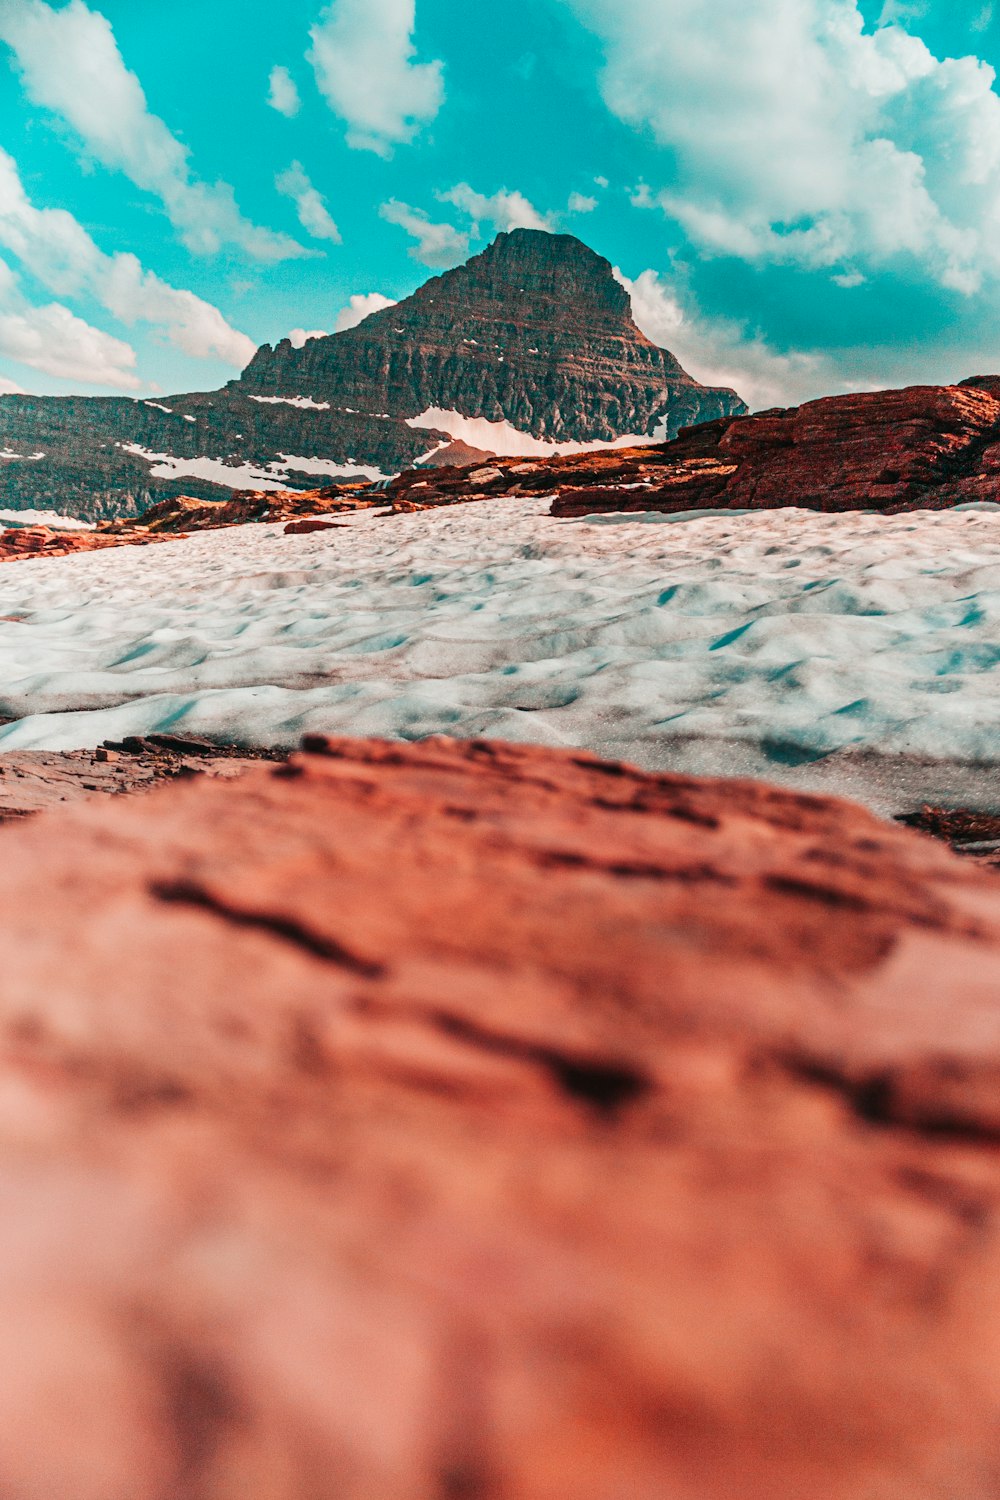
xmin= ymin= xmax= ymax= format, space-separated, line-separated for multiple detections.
xmin=0 ymin=148 xmax=256 ymax=369
xmin=616 ymin=266 xmax=845 ymax=410
xmin=0 ymin=0 xmax=303 ymax=261
xmin=288 ymin=328 xmax=328 ymax=348
xmin=334 ymin=292 xmax=397 ymax=332
xmin=568 ymin=191 xmax=598 ymax=214
xmin=567 ymin=0 xmax=1000 ymax=294
xmin=0 ymin=256 xmax=139 ymax=388
xmin=438 ymin=183 xmax=554 ymax=236
xmin=308 ymin=0 xmax=444 ymax=157
xmin=267 ymin=64 xmax=301 ymax=117
xmin=379 ymin=200 xmax=469 ymax=267
xmin=275 ymin=162 xmax=342 ymax=244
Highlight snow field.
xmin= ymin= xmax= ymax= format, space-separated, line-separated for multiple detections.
xmin=1 ymin=497 xmax=999 ymax=809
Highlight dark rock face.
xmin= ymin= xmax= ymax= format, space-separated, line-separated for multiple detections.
xmin=0 ymin=392 xmax=434 ymax=523
xmin=1 ymin=735 xmax=1000 ymax=1495
xmin=241 ymin=229 xmax=746 ymax=444
xmin=0 ymin=231 xmax=746 ymax=521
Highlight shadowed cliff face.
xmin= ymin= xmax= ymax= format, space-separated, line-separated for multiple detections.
xmin=240 ymin=229 xmax=746 ymax=444
xmin=0 ymin=232 xmax=746 ymax=521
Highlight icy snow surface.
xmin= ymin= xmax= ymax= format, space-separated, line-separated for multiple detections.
xmin=0 ymin=510 xmax=93 ymax=530
xmin=2 ymin=497 xmax=1000 ymax=811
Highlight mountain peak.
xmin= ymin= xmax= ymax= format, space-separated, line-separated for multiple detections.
xmin=240 ymin=231 xmax=745 ymax=446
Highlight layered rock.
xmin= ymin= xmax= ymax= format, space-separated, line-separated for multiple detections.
xmin=0 ymin=735 xmax=999 ymax=1496
xmin=547 ymin=377 xmax=1000 ymax=516
xmin=241 ymin=230 xmax=745 ymax=445
xmin=0 ymin=232 xmax=745 ymax=523
xmin=0 ymin=392 xmax=431 ymax=523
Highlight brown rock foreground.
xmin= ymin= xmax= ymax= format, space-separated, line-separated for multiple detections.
xmin=2 ymin=735 xmax=1000 ymax=1496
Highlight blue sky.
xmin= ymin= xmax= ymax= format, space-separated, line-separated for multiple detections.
xmin=0 ymin=0 xmax=998 ymax=409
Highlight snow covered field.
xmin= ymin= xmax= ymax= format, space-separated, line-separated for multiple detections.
xmin=2 ymin=497 xmax=1000 ymax=811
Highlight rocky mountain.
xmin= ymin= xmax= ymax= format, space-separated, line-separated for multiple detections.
xmin=0 ymin=230 xmax=746 ymax=521
xmin=240 ymin=229 xmax=745 ymax=446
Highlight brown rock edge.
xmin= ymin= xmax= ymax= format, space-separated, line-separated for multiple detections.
xmin=1 ymin=734 xmax=1000 ymax=1496
xmin=0 ymin=735 xmax=282 ymax=820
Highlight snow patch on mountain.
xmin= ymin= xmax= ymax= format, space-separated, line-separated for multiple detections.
xmin=249 ymin=395 xmax=333 ymax=411
xmin=119 ymin=443 xmax=387 ymax=488
xmin=404 ymin=408 xmax=661 ymax=458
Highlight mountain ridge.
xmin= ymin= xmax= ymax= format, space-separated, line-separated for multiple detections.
xmin=0 ymin=230 xmax=747 ymax=521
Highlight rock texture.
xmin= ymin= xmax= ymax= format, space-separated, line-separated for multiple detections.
xmin=549 ymin=377 xmax=1000 ymax=516
xmin=0 ymin=736 xmax=282 ymax=820
xmin=242 ymin=230 xmax=745 ymax=445
xmin=0 ymin=232 xmax=745 ymax=523
xmin=1 ymin=734 xmax=1000 ymax=1496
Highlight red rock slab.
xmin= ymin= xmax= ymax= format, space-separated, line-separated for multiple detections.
xmin=1 ymin=737 xmax=1000 ymax=1496
xmin=552 ymin=378 xmax=1000 ymax=516
xmin=283 ymin=518 xmax=349 ymax=535
xmin=0 ymin=525 xmax=170 ymax=564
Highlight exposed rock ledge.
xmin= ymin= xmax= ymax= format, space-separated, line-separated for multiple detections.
xmin=0 ymin=735 xmax=1000 ymax=1497
xmin=388 ymin=376 xmax=1000 ymax=516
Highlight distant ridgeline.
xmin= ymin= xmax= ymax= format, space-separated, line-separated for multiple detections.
xmin=0 ymin=230 xmax=747 ymax=522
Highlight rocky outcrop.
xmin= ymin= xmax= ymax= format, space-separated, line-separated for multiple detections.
xmin=548 ymin=377 xmax=1000 ymax=515
xmin=371 ymin=378 xmax=1000 ymax=517
xmin=0 ymin=736 xmax=281 ymax=820
xmin=0 ymin=232 xmax=745 ymax=522
xmin=242 ymin=230 xmax=746 ymax=445
xmin=0 ymin=523 xmax=170 ymax=562
xmin=0 ymin=734 xmax=1000 ymax=1496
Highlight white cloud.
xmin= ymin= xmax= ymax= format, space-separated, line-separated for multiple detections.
xmin=0 ymin=375 xmax=24 ymax=394
xmin=439 ymin=183 xmax=553 ymax=235
xmin=275 ymin=161 xmax=342 ymax=244
xmin=0 ymin=256 xmax=139 ymax=388
xmin=267 ymin=64 xmax=301 ymax=117
xmin=0 ymin=0 xmax=303 ymax=262
xmin=0 ymin=148 xmax=256 ymax=369
xmin=288 ymin=328 xmax=328 ymax=348
xmin=566 ymin=0 xmax=1000 ymax=294
xmin=615 ymin=266 xmax=845 ymax=410
xmin=334 ymin=292 xmax=397 ymax=332
xmin=308 ymin=0 xmax=444 ymax=157
xmin=379 ymin=199 xmax=469 ymax=267
xmin=568 ymin=191 xmax=598 ymax=214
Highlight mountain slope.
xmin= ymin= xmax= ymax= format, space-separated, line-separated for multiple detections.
xmin=0 ymin=230 xmax=747 ymax=521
